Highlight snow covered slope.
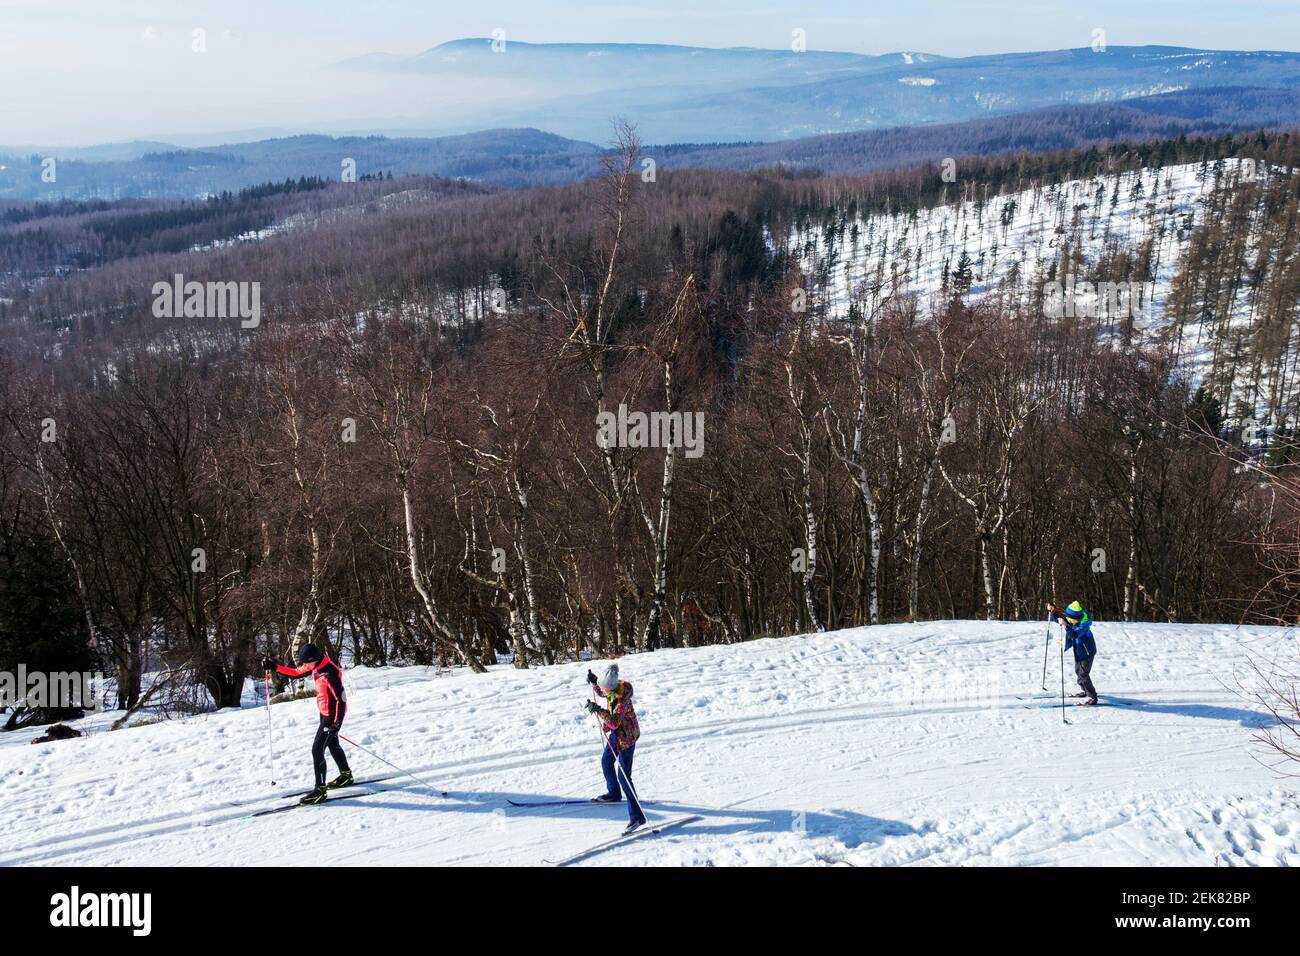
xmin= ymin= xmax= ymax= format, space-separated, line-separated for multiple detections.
xmin=1 ymin=621 xmax=1295 ymax=866
xmin=796 ymin=160 xmax=1284 ymax=407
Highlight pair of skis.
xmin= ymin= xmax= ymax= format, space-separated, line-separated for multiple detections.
xmin=507 ymin=797 xmax=698 ymax=865
xmin=248 ymin=786 xmax=391 ymax=817
xmin=247 ymin=774 xmax=450 ymax=818
xmin=248 ymin=777 xmax=403 ymax=818
xmin=546 ymin=814 xmax=702 ymax=866
xmin=1017 ymin=696 xmax=1129 ymax=710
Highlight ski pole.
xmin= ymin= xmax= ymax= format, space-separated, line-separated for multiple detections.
xmin=590 ymin=686 xmax=645 ymax=818
xmin=1060 ymin=639 xmax=1068 ymax=725
xmin=337 ymin=733 xmax=447 ymax=797
xmin=1040 ymin=635 xmax=1050 ymax=689
xmin=1041 ymin=610 xmax=1052 ymax=691
xmin=263 ymin=671 xmax=277 ymax=786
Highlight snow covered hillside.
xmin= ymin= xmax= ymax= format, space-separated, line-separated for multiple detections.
xmin=1 ymin=621 xmax=1296 ymax=866
xmin=795 ymin=159 xmax=1290 ymax=412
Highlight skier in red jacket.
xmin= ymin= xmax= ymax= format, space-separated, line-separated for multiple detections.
xmin=262 ymin=644 xmax=353 ymax=805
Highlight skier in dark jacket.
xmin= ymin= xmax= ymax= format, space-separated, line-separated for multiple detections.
xmin=1048 ymin=601 xmax=1098 ymax=705
xmin=585 ymin=664 xmax=647 ymax=834
xmin=262 ymin=643 xmax=353 ymax=804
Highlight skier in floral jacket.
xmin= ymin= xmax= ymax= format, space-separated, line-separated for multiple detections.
xmin=585 ymin=663 xmax=646 ymax=834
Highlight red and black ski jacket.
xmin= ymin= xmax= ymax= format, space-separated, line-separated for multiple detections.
xmin=276 ymin=655 xmax=346 ymax=723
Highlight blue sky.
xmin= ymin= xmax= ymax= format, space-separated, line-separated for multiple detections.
xmin=0 ymin=0 xmax=1295 ymax=144
xmin=5 ymin=0 xmax=1287 ymax=58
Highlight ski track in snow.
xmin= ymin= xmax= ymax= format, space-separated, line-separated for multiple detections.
xmin=1 ymin=621 xmax=1296 ymax=866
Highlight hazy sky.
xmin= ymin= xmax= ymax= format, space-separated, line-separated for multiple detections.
xmin=1 ymin=0 xmax=1296 ymax=145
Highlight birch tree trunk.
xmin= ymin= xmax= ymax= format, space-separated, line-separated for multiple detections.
xmin=641 ymin=441 xmax=676 ymax=649
xmin=512 ymin=471 xmax=542 ymax=668
xmin=400 ymin=479 xmax=486 ymax=673
xmin=846 ymin=382 xmax=882 ymax=625
xmin=799 ymin=431 xmax=826 ymax=633
xmin=978 ymin=527 xmax=997 ymax=621
xmin=640 ymin=311 xmax=687 ymax=649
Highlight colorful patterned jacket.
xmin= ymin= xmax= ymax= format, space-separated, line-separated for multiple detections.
xmin=594 ymin=680 xmax=641 ymax=751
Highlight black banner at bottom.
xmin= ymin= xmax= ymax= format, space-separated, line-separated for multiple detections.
xmin=0 ymin=865 xmax=1278 ymax=942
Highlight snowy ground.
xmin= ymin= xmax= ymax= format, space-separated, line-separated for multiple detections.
xmin=1 ymin=621 xmax=1296 ymax=866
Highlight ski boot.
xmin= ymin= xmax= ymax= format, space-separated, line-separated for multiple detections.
xmin=622 ymin=818 xmax=646 ymax=836
xmin=299 ymin=785 xmax=329 ymax=806
xmin=592 ymin=792 xmax=621 ymax=803
xmin=327 ymin=771 xmax=354 ymax=789
xmin=1069 ymin=691 xmax=1088 ymax=698
xmin=1078 ymin=697 xmax=1099 ymax=707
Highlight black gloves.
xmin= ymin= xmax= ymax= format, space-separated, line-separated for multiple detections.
xmin=586 ymin=669 xmax=598 ymax=686
xmin=260 ymin=657 xmax=276 ymax=673
xmin=585 ymin=700 xmax=599 ymax=714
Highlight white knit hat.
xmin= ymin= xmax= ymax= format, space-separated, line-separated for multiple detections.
xmin=598 ymin=664 xmax=620 ymax=692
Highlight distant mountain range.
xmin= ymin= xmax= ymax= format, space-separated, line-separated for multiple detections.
xmin=321 ymin=40 xmax=1300 ymax=142
xmin=1 ymin=85 xmax=1297 ymax=201
xmin=650 ymin=87 xmax=1300 ymax=176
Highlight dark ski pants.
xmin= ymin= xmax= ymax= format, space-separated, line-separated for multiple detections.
xmin=601 ymin=732 xmax=646 ymax=825
xmin=1075 ymin=655 xmax=1098 ymax=702
xmin=312 ymin=711 xmax=350 ymax=788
